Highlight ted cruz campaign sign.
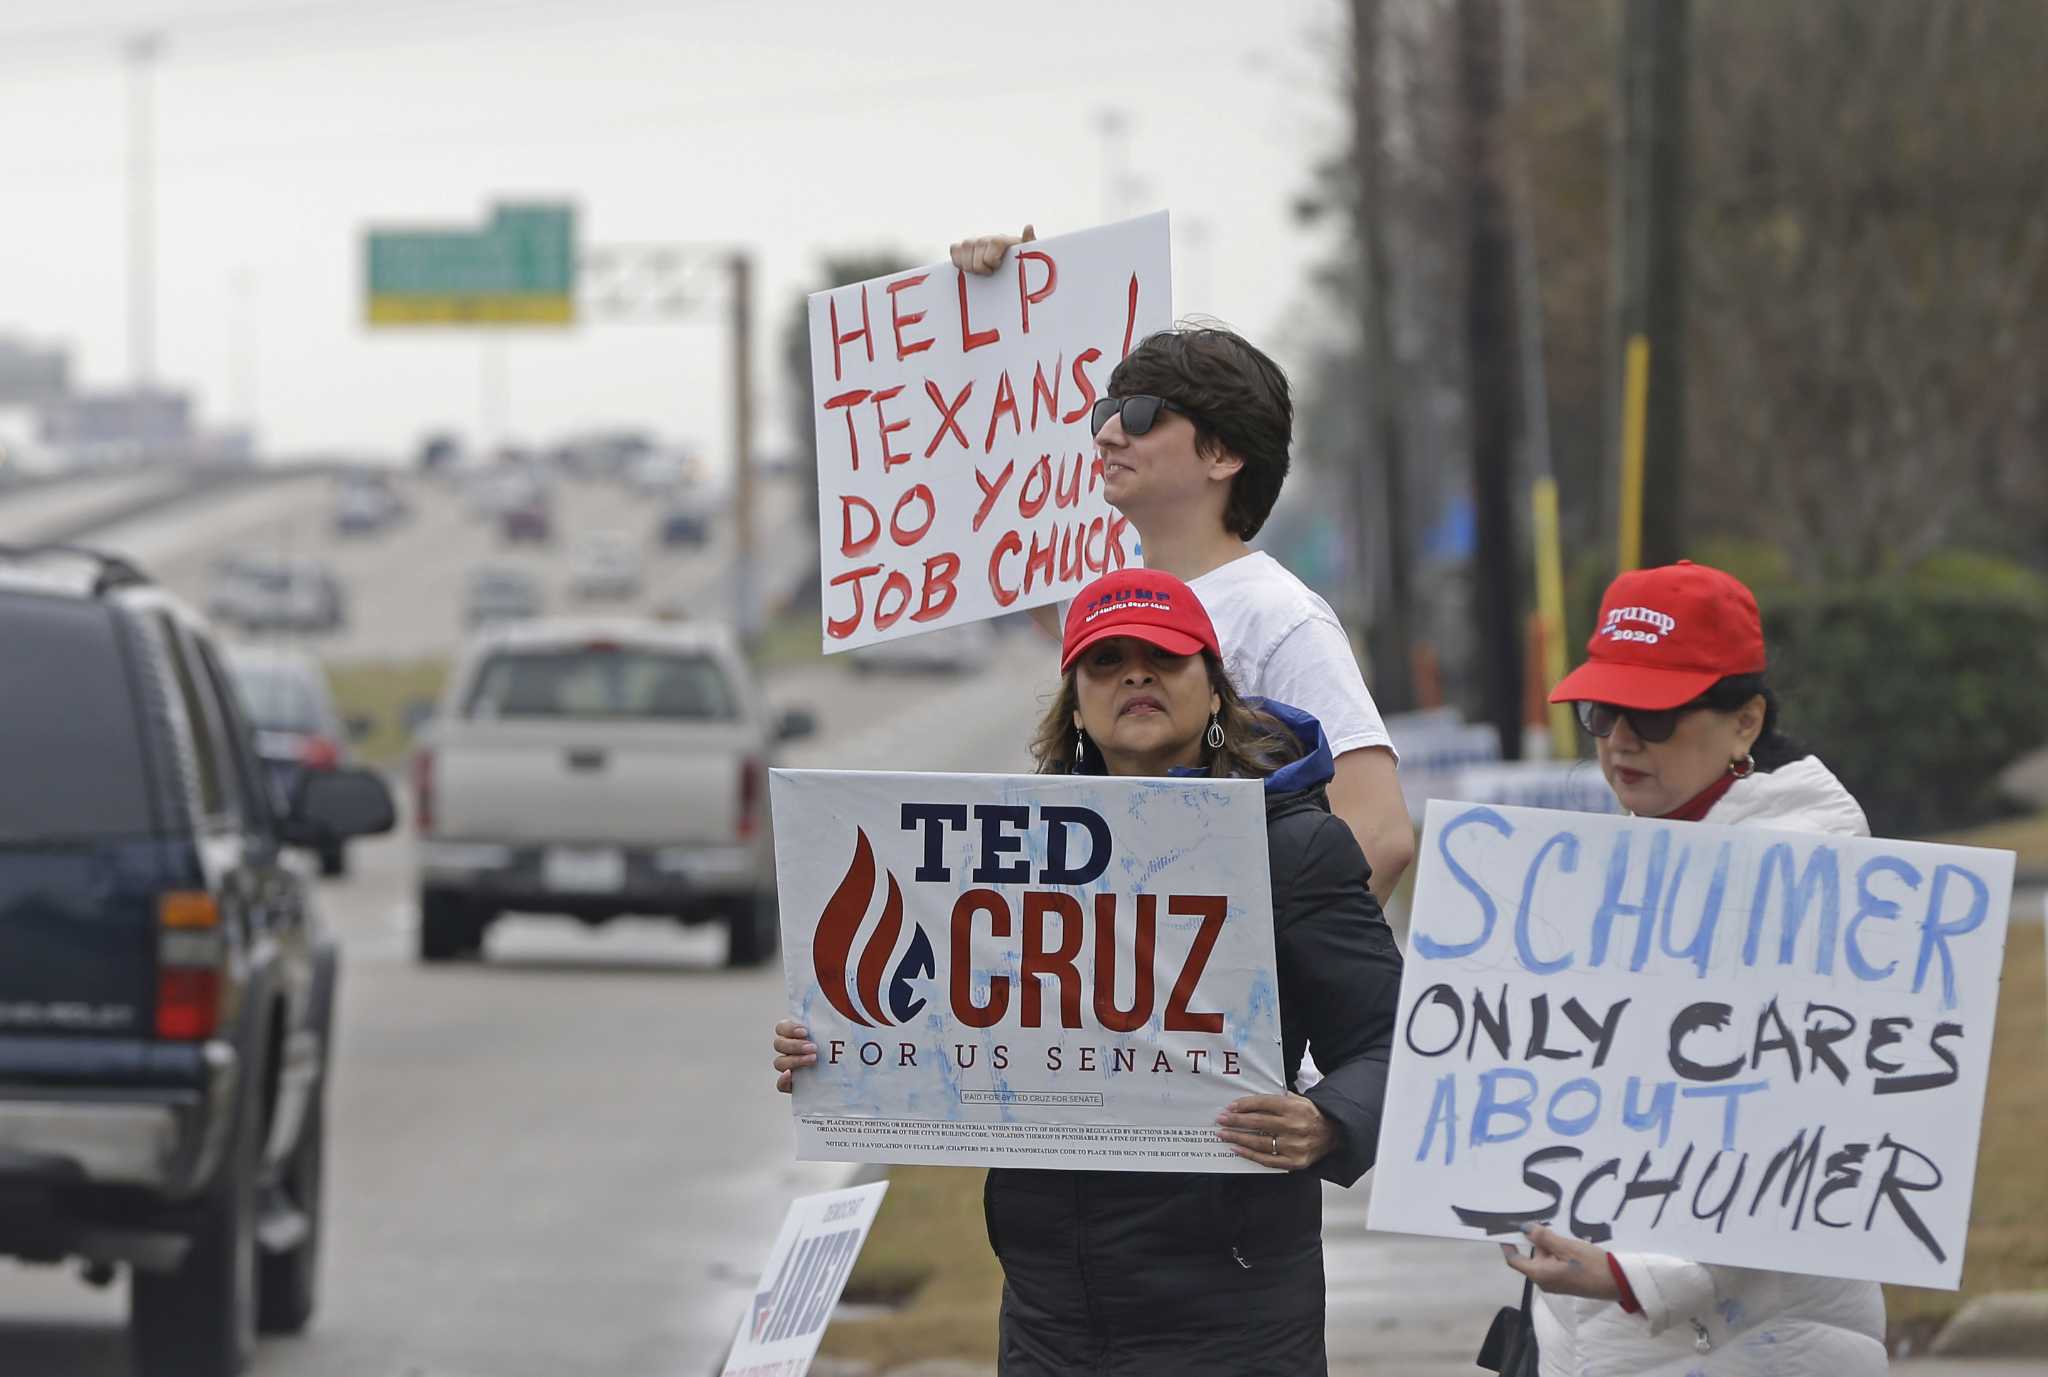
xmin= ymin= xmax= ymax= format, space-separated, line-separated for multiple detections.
xmin=1368 ymin=801 xmax=2015 ymax=1289
xmin=770 ymin=769 xmax=1284 ymax=1172
xmin=806 ymin=214 xmax=1171 ymax=652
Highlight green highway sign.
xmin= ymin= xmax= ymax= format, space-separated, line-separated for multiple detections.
xmin=365 ymin=202 xmax=576 ymax=327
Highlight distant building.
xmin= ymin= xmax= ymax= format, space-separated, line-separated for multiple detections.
xmin=39 ymin=387 xmax=200 ymax=466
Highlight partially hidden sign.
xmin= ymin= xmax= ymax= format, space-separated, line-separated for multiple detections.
xmin=1368 ymin=800 xmax=2015 ymax=1289
xmin=770 ymin=768 xmax=1284 ymax=1171
xmin=805 ymin=213 xmax=1171 ymax=652
xmin=720 ymin=1180 xmax=887 ymax=1377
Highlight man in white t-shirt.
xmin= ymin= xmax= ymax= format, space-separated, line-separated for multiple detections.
xmin=951 ymin=229 xmax=1416 ymax=901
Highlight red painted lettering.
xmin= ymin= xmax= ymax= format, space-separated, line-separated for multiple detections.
xmin=826 ymin=565 xmax=881 ymax=640
xmin=1022 ymin=527 xmax=1056 ymax=595
xmin=972 ymin=460 xmax=1016 ymax=533
xmin=829 ymin=286 xmax=874 ymax=382
xmin=823 ymin=389 xmax=870 ymax=470
xmin=890 ymin=484 xmax=936 ymax=546
xmin=911 ymin=552 xmax=960 ymax=622
xmin=1121 ymin=272 xmax=1140 ymax=359
xmin=872 ymin=571 xmax=913 ymax=630
xmin=839 ymin=495 xmax=879 ymax=557
xmin=924 ymin=379 xmax=973 ymax=458
xmin=885 ymin=273 xmax=932 ymax=360
xmin=870 ymin=385 xmax=910 ymax=470
xmin=1029 ymin=355 xmax=1063 ymax=431
xmin=1053 ymin=453 xmax=1083 ymax=508
xmin=1018 ymin=454 xmax=1052 ymax=519
xmin=1056 ymin=523 xmax=1083 ymax=582
xmin=955 ymin=269 xmax=1000 ymax=352
xmin=1062 ymin=349 xmax=1103 ymax=424
xmin=1105 ymin=514 xmax=1132 ymax=569
xmin=987 ymin=531 xmax=1023 ymax=606
xmin=982 ymin=371 xmax=1021 ymax=453
xmin=1082 ymin=515 xmax=1108 ymax=573
xmin=1016 ymin=250 xmax=1058 ymax=333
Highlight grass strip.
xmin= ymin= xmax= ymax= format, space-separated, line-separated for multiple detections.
xmin=325 ymin=657 xmax=449 ymax=766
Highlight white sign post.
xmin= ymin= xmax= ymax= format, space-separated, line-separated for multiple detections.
xmin=805 ymin=214 xmax=1171 ymax=652
xmin=720 ymin=1180 xmax=889 ymax=1377
xmin=1369 ymin=801 xmax=2015 ymax=1289
xmin=770 ymin=768 xmax=1284 ymax=1172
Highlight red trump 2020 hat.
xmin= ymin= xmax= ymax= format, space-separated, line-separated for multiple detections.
xmin=1548 ymin=560 xmax=1767 ymax=710
xmin=1060 ymin=569 xmax=1221 ymax=672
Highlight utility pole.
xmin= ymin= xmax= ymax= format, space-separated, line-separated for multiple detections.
xmin=730 ymin=251 xmax=757 ymax=643
xmin=1459 ymin=0 xmax=1524 ymax=760
xmin=125 ymin=32 xmax=163 ymax=391
xmin=1612 ymin=0 xmax=1689 ymax=571
xmin=1094 ymin=109 xmax=1133 ymax=222
xmin=1350 ymin=0 xmax=1415 ymax=713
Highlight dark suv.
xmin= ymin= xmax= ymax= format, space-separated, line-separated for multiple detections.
xmin=0 ymin=545 xmax=395 ymax=1377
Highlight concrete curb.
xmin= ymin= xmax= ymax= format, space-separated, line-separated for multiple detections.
xmin=1930 ymin=1291 xmax=2048 ymax=1358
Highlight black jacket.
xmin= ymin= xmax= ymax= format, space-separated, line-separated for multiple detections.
xmin=986 ymin=706 xmax=1405 ymax=1377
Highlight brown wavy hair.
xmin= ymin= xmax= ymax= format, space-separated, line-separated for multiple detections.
xmin=1030 ymin=648 xmax=1304 ymax=779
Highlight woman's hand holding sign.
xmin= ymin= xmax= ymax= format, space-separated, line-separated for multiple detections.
xmin=1501 ymin=1224 xmax=1623 ymax=1302
xmin=948 ymin=223 xmax=1036 ymax=275
xmin=1216 ymin=1093 xmax=1336 ymax=1171
xmin=772 ymin=1019 xmax=816 ymax=1095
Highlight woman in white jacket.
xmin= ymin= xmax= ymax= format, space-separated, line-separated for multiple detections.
xmin=1505 ymin=559 xmax=1889 ymax=1377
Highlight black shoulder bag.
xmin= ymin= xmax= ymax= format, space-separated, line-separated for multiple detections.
xmin=1476 ymin=1276 xmax=1540 ymax=1376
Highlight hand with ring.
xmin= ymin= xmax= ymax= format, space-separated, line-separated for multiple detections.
xmin=1215 ymin=1093 xmax=1336 ymax=1170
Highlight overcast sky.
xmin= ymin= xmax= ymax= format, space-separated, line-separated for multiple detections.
xmin=0 ymin=0 xmax=1347 ymax=470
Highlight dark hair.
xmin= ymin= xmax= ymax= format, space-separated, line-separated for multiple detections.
xmin=1031 ymin=649 xmax=1303 ymax=779
xmin=1698 ymin=673 xmax=1809 ymax=773
xmin=1107 ymin=324 xmax=1293 ymax=540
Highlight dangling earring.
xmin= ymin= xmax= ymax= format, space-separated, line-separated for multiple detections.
xmin=1074 ymin=726 xmax=1087 ymax=769
xmin=1206 ymin=713 xmax=1225 ymax=750
xmin=1729 ymin=752 xmax=1756 ymax=779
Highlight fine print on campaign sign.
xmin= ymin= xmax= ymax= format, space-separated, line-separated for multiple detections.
xmin=770 ymin=768 xmax=1285 ymax=1172
xmin=1368 ymin=800 xmax=2015 ymax=1289
xmin=805 ymin=214 xmax=1172 ymax=652
xmin=720 ymin=1181 xmax=888 ymax=1377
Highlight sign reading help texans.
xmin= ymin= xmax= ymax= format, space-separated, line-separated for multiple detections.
xmin=1368 ymin=801 xmax=2015 ymax=1289
xmin=770 ymin=768 xmax=1284 ymax=1172
xmin=806 ymin=213 xmax=1171 ymax=651
xmin=720 ymin=1181 xmax=887 ymax=1377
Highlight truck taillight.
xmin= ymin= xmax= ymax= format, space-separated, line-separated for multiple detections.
xmin=412 ymin=747 xmax=435 ymax=835
xmin=156 ymin=892 xmax=223 ymax=1041
xmin=738 ymin=756 xmax=762 ymax=841
xmin=298 ymin=734 xmax=341 ymax=770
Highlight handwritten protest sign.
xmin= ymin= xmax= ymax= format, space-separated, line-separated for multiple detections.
xmin=805 ymin=213 xmax=1171 ymax=652
xmin=770 ymin=768 xmax=1283 ymax=1171
xmin=720 ymin=1181 xmax=888 ymax=1377
xmin=1368 ymin=801 xmax=2014 ymax=1289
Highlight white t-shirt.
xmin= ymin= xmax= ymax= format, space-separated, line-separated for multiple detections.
xmin=1188 ymin=551 xmax=1395 ymax=761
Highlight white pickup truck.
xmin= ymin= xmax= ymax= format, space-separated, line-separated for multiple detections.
xmin=410 ymin=619 xmax=813 ymax=966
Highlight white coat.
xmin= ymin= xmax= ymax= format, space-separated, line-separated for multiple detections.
xmin=1531 ymin=755 xmax=1891 ymax=1377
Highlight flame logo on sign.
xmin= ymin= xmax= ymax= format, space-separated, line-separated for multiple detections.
xmin=813 ymin=829 xmax=934 ymax=1027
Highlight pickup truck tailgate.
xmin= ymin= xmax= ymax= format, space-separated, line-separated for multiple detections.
xmin=433 ymin=721 xmax=751 ymax=847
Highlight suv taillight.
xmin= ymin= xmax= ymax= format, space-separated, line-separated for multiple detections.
xmin=737 ymin=756 xmax=762 ymax=841
xmin=299 ymin=734 xmax=341 ymax=770
xmin=156 ymin=892 xmax=223 ymax=1041
xmin=412 ymin=747 xmax=435 ymax=835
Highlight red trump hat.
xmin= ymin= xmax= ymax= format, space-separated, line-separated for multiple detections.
xmin=1060 ymin=569 xmax=1221 ymax=672
xmin=1549 ymin=560 xmax=1767 ymax=709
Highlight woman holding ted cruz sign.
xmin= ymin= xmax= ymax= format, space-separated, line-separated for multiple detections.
xmin=772 ymin=567 xmax=1404 ymax=1377
xmin=1500 ymin=559 xmax=1886 ymax=1376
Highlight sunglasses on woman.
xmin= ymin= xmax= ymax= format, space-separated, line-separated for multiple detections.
xmin=1575 ymin=699 xmax=1709 ymax=743
xmin=1089 ymin=394 xmax=1201 ymax=438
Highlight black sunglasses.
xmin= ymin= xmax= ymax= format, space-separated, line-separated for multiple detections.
xmin=1089 ymin=394 xmax=1200 ymax=438
xmin=1576 ymin=699 xmax=1709 ymax=744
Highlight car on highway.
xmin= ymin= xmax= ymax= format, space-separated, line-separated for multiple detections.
xmin=623 ymin=448 xmax=695 ymax=496
xmin=568 ymin=531 xmax=643 ymax=601
xmin=847 ymin=618 xmax=999 ymax=675
xmin=205 ymin=555 xmax=347 ymax=634
xmin=0 ymin=544 xmax=395 ymax=1377
xmin=222 ymin=645 xmax=363 ymax=876
xmin=464 ymin=564 xmax=544 ymax=629
xmin=410 ymin=619 xmax=813 ymax=966
xmin=331 ymin=473 xmax=407 ymax=536
xmin=657 ymin=487 xmax=722 ymax=547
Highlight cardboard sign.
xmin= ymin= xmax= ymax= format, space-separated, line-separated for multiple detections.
xmin=720 ymin=1181 xmax=888 ymax=1377
xmin=770 ymin=768 xmax=1283 ymax=1171
xmin=805 ymin=214 xmax=1171 ymax=651
xmin=1368 ymin=801 xmax=2015 ymax=1289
